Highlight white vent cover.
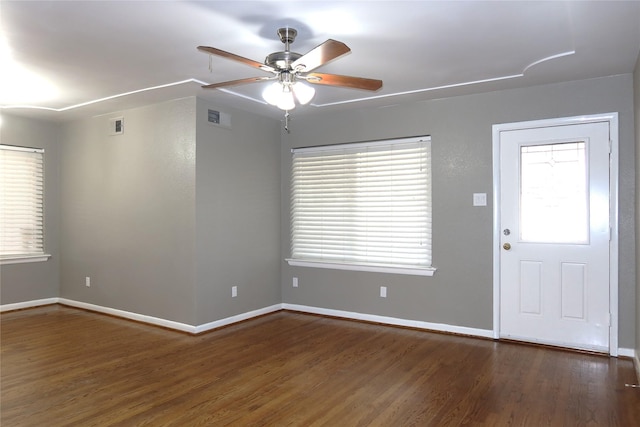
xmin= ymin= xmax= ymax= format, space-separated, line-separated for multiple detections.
xmin=207 ymin=109 xmax=231 ymax=129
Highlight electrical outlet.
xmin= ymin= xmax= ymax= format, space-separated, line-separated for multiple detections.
xmin=232 ymin=286 xmax=238 ymax=298
xmin=85 ymin=277 xmax=91 ymax=287
xmin=293 ymin=277 xmax=299 ymax=288
xmin=380 ymin=286 xmax=387 ymax=298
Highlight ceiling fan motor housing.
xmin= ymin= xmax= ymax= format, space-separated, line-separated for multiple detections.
xmin=265 ymin=28 xmax=303 ymax=70
xmin=265 ymin=51 xmax=302 ymax=70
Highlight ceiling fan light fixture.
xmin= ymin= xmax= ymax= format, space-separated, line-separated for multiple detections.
xmin=292 ymin=81 xmax=315 ymax=105
xmin=262 ymin=79 xmax=315 ymax=110
xmin=276 ymin=87 xmax=296 ymax=111
xmin=262 ymin=81 xmax=283 ymax=106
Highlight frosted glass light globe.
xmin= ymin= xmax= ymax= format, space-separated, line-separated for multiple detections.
xmin=292 ymin=82 xmax=315 ymax=105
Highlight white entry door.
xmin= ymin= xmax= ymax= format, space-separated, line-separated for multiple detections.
xmin=496 ymin=118 xmax=614 ymax=353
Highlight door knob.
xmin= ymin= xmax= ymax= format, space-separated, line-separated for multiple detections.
xmin=503 ymin=243 xmax=511 ymax=250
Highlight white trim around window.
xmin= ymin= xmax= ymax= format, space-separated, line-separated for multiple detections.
xmin=0 ymin=254 xmax=51 ymax=265
xmin=286 ymin=258 xmax=436 ymax=276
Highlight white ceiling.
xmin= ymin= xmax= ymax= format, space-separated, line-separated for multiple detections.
xmin=2 ymin=1 xmax=639 ymax=122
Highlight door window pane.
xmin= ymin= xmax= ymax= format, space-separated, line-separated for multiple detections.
xmin=520 ymin=142 xmax=588 ymax=243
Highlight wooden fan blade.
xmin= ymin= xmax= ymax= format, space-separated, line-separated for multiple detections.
xmin=291 ymin=39 xmax=350 ymax=73
xmin=202 ymin=77 xmax=272 ymax=89
xmin=197 ymin=46 xmax=275 ymax=72
xmin=305 ymin=73 xmax=383 ymax=91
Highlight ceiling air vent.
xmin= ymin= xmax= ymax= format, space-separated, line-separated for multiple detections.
xmin=207 ymin=109 xmax=231 ymax=129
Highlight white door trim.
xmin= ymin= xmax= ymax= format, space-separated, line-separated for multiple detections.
xmin=492 ymin=113 xmax=619 ymax=356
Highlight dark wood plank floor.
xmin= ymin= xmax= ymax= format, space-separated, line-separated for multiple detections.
xmin=1 ymin=305 xmax=639 ymax=426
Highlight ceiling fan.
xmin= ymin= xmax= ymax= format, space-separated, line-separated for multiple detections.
xmin=197 ymin=28 xmax=383 ymax=112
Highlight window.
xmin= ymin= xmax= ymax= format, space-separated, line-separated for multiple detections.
xmin=520 ymin=142 xmax=588 ymax=243
xmin=0 ymin=144 xmax=48 ymax=263
xmin=287 ymin=136 xmax=433 ymax=276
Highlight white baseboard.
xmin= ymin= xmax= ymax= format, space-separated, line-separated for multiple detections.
xmin=282 ymin=303 xmax=495 ymax=339
xmin=0 ymin=299 xmax=496 ymax=339
xmin=0 ymin=298 xmax=59 ymax=312
xmin=193 ymin=304 xmax=282 ymax=334
xmin=617 ymin=347 xmax=635 ymax=358
xmin=58 ymin=298 xmax=198 ymax=333
xmin=1 ymin=298 xmax=283 ymax=335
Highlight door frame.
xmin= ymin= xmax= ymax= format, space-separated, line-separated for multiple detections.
xmin=492 ymin=113 xmax=619 ymax=356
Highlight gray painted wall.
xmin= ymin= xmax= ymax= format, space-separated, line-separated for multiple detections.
xmin=194 ymin=99 xmax=281 ymax=325
xmin=634 ymin=53 xmax=640 ymax=364
xmin=53 ymin=96 xmax=281 ymax=326
xmin=281 ymin=74 xmax=637 ymax=348
xmin=0 ymin=114 xmax=61 ymax=304
xmin=59 ymin=98 xmax=198 ymax=324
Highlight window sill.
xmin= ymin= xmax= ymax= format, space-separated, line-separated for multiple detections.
xmin=286 ymin=259 xmax=436 ymax=276
xmin=0 ymin=254 xmax=51 ymax=265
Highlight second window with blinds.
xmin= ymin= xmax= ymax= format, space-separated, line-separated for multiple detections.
xmin=0 ymin=144 xmax=48 ymax=264
xmin=287 ymin=136 xmax=434 ymax=276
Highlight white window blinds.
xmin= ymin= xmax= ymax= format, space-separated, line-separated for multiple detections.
xmin=289 ymin=136 xmax=432 ymax=273
xmin=0 ymin=145 xmax=45 ymax=258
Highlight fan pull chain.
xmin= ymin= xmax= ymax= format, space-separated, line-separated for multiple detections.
xmin=209 ymin=54 xmax=213 ymax=73
xmin=284 ymin=111 xmax=291 ymax=133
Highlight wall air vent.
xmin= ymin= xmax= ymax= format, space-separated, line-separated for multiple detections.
xmin=108 ymin=117 xmax=124 ymax=135
xmin=208 ymin=109 xmax=220 ymax=124
xmin=207 ymin=109 xmax=231 ymax=129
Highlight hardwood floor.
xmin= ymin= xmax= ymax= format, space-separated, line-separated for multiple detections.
xmin=1 ymin=305 xmax=638 ymax=426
